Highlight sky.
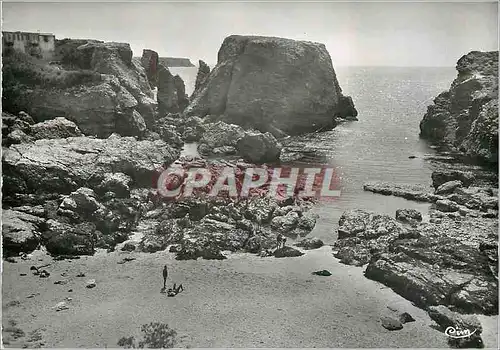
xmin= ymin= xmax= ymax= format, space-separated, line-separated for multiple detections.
xmin=1 ymin=1 xmax=498 ymax=67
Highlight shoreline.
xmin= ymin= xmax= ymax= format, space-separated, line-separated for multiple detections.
xmin=2 ymin=246 xmax=498 ymax=348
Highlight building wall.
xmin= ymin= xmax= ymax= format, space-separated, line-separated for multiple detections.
xmin=2 ymin=31 xmax=55 ymax=60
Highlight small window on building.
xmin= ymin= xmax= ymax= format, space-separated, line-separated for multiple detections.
xmin=44 ymin=35 xmax=49 ymax=43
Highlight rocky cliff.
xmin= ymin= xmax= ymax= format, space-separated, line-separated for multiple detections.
xmin=2 ymin=40 xmax=157 ymax=137
xmin=420 ymin=51 xmax=498 ymax=165
xmin=185 ymin=35 xmax=357 ymax=136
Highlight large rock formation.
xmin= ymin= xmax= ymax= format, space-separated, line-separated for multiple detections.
xmin=194 ymin=60 xmax=211 ymax=93
xmin=185 ymin=35 xmax=357 ymax=135
xmin=420 ymin=51 xmax=498 ymax=165
xmin=141 ymin=49 xmax=159 ymax=88
xmin=2 ymin=40 xmax=157 ymax=136
xmin=157 ymin=65 xmax=189 ymax=115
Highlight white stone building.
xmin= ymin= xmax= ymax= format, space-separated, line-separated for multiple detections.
xmin=2 ymin=31 xmax=55 ymax=60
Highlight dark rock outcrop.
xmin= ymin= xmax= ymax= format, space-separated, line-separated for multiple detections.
xmin=157 ymin=65 xmax=189 ymax=114
xmin=194 ymin=60 xmax=211 ymax=94
xmin=420 ymin=51 xmax=498 ymax=165
xmin=185 ymin=35 xmax=357 ymax=135
xmin=334 ymin=208 xmax=498 ymax=315
xmin=141 ymin=49 xmax=159 ymax=88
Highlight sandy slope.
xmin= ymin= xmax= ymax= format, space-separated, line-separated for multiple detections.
xmin=2 ymin=246 xmax=498 ymax=348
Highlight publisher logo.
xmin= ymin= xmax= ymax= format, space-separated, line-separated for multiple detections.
xmin=445 ymin=326 xmax=477 ymax=339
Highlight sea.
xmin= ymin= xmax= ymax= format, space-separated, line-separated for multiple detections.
xmin=169 ymin=65 xmax=458 ymax=244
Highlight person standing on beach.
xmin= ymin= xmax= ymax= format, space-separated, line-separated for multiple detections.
xmin=162 ymin=265 xmax=168 ymax=290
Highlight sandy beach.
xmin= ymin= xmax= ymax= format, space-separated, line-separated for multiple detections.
xmin=2 ymin=246 xmax=498 ymax=348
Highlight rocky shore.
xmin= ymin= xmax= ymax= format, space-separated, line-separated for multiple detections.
xmin=334 ymin=51 xmax=499 ymax=348
xmin=2 ymin=31 xmax=497 ymax=349
xmin=420 ymin=51 xmax=498 ymax=166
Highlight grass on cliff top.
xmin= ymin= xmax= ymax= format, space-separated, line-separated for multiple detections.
xmin=2 ymin=50 xmax=102 ymax=89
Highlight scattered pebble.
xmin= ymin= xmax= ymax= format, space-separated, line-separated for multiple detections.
xmin=76 ymin=273 xmax=86 ymax=277
xmin=312 ymin=270 xmax=332 ymax=276
xmin=68 ymin=289 xmax=73 ymax=292
xmin=54 ymin=280 xmax=68 ymax=285
xmin=86 ymin=279 xmax=96 ymax=288
xmin=19 ymin=273 xmax=27 ymax=276
xmin=54 ymin=301 xmax=69 ymax=312
xmin=39 ymin=270 xmax=50 ymax=278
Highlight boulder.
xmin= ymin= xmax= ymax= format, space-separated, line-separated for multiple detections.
xmin=435 ymin=199 xmax=459 ymax=213
xmin=236 ymin=131 xmax=281 ymax=163
xmin=198 ymin=121 xmax=246 ymax=153
xmin=380 ymin=316 xmax=403 ymax=331
xmin=312 ymin=270 xmax=332 ymax=276
xmin=185 ymin=35 xmax=357 ymax=135
xmin=4 ymin=129 xmax=33 ymax=146
xmin=420 ymin=51 xmax=498 ymax=165
xmin=431 ymin=170 xmax=475 ymax=189
xmin=274 ymin=246 xmax=304 ymax=258
xmin=295 ymin=237 xmax=324 ymax=250
xmin=96 ymin=173 xmax=133 ymax=198
xmin=385 ymin=305 xmax=415 ymax=324
xmin=395 ymin=208 xmax=423 ymax=224
xmin=2 ymin=210 xmax=43 ymax=256
xmin=42 ymin=220 xmax=95 ymax=256
xmin=2 ymin=111 xmax=35 ymax=146
xmin=435 ymin=180 xmax=463 ymax=195
xmin=270 ymin=211 xmax=300 ymax=235
xmin=30 ymin=117 xmax=83 ymax=139
xmin=58 ymin=187 xmax=103 ymax=220
xmin=86 ymin=279 xmax=97 ymax=288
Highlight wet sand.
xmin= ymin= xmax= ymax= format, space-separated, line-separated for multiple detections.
xmin=2 ymin=246 xmax=498 ymax=348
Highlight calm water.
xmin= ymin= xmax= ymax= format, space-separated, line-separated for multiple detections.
xmin=170 ymin=66 xmax=458 ymax=243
